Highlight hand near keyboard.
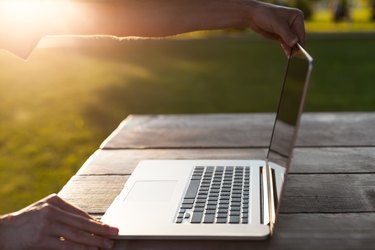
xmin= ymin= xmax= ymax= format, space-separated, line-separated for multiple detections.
xmin=0 ymin=194 xmax=118 ymax=250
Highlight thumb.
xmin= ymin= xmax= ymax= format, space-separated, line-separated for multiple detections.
xmin=277 ymin=24 xmax=299 ymax=47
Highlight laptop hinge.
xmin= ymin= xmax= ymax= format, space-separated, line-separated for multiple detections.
xmin=260 ymin=161 xmax=276 ymax=233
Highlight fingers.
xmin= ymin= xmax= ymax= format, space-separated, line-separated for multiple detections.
xmin=50 ymin=222 xmax=115 ymax=249
xmin=248 ymin=2 xmax=305 ymax=56
xmin=45 ymin=204 xmax=118 ymax=237
xmin=45 ymin=194 xmax=92 ymax=219
xmin=276 ymin=9 xmax=305 ymax=48
xmin=276 ymin=20 xmax=299 ymax=48
xmin=36 ymin=236 xmax=102 ymax=250
xmin=39 ymin=197 xmax=119 ymax=249
xmin=289 ymin=10 xmax=306 ymax=46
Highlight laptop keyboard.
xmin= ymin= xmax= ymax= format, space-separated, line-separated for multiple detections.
xmin=176 ymin=166 xmax=250 ymax=224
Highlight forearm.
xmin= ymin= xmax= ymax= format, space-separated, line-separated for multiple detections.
xmin=1 ymin=0 xmax=304 ymax=58
xmin=49 ymin=0 xmax=257 ymax=37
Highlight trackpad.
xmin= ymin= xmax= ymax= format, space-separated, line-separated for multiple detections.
xmin=125 ymin=180 xmax=177 ymax=202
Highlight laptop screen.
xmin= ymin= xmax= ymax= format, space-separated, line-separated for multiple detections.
xmin=267 ymin=44 xmax=313 ymax=169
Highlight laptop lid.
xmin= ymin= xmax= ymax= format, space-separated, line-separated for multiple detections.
xmin=267 ymin=43 xmax=313 ymax=170
xmin=266 ymin=44 xmax=313 ymax=233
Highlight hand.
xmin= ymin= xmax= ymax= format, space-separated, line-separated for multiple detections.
xmin=0 ymin=194 xmax=119 ymax=250
xmin=246 ymin=1 xmax=305 ymax=55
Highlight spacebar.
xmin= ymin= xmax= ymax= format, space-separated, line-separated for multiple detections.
xmin=184 ymin=180 xmax=200 ymax=198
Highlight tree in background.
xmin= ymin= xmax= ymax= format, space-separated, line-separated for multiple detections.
xmin=331 ymin=0 xmax=351 ymax=22
xmin=294 ymin=0 xmax=315 ymax=20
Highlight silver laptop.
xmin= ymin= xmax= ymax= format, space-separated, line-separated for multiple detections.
xmin=102 ymin=44 xmax=313 ymax=239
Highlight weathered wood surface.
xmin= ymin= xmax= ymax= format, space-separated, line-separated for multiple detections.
xmin=101 ymin=113 xmax=375 ymax=149
xmin=59 ymin=113 xmax=375 ymax=250
xmin=77 ymin=147 xmax=375 ymax=176
xmin=59 ymin=174 xmax=375 ymax=214
xmin=110 ymin=213 xmax=375 ymax=250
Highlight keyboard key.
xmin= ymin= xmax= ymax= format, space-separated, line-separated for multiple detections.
xmin=219 ymin=200 xmax=229 ymax=204
xmin=181 ymin=203 xmax=193 ymax=209
xmin=193 ymin=207 xmax=204 ymax=212
xmin=184 ymin=180 xmax=200 ymax=199
xmin=242 ymin=218 xmax=248 ymax=224
xmin=230 ymin=211 xmax=240 ymax=216
xmin=196 ymin=200 xmax=207 ymax=204
xmin=197 ymin=195 xmax=207 ymax=200
xmin=219 ymin=204 xmax=229 ymax=208
xmin=195 ymin=202 xmax=205 ymax=207
xmin=203 ymin=214 xmax=215 ymax=223
xmin=216 ymin=213 xmax=228 ymax=218
xmin=219 ymin=196 xmax=230 ymax=201
xmin=178 ymin=211 xmax=185 ymax=217
xmin=205 ymin=210 xmax=216 ymax=214
xmin=207 ymin=205 xmax=217 ymax=210
xmin=183 ymin=198 xmax=195 ymax=204
xmin=231 ymin=198 xmax=241 ymax=203
xmin=217 ymin=218 xmax=227 ymax=223
xmin=218 ymin=208 xmax=228 ymax=213
xmin=208 ymin=197 xmax=218 ymax=201
xmin=191 ymin=176 xmax=202 ymax=180
xmin=191 ymin=212 xmax=203 ymax=223
xmin=230 ymin=207 xmax=240 ymax=211
xmin=229 ymin=216 xmax=240 ymax=224
xmin=176 ymin=218 xmax=183 ymax=223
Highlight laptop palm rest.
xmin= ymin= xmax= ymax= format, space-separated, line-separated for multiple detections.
xmin=126 ymin=181 xmax=178 ymax=203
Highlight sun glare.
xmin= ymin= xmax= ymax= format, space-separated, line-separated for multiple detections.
xmin=1 ymin=0 xmax=62 ymax=25
xmin=0 ymin=0 xmax=79 ymax=57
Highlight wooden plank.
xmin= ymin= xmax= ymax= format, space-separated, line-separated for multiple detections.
xmin=110 ymin=213 xmax=375 ymax=250
xmin=100 ymin=113 xmax=375 ymax=149
xmin=77 ymin=147 xmax=375 ymax=176
xmin=58 ymin=174 xmax=375 ymax=214
xmin=100 ymin=114 xmax=273 ymax=149
xmin=59 ymin=175 xmax=129 ymax=214
xmin=281 ymin=174 xmax=375 ymax=213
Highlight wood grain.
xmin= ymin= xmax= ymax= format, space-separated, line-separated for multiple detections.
xmin=58 ymin=174 xmax=375 ymax=214
xmin=76 ymin=147 xmax=375 ymax=176
xmin=59 ymin=175 xmax=128 ymax=214
xmin=100 ymin=113 xmax=375 ymax=149
xmin=110 ymin=213 xmax=375 ymax=250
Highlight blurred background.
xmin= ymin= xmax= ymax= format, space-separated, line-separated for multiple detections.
xmin=1 ymin=0 xmax=374 ymax=214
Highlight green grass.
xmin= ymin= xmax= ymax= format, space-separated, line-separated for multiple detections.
xmin=1 ymin=33 xmax=375 ymax=214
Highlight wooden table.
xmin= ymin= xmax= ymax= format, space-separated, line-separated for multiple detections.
xmin=59 ymin=113 xmax=375 ymax=250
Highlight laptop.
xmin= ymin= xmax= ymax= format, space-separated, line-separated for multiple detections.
xmin=101 ymin=44 xmax=313 ymax=239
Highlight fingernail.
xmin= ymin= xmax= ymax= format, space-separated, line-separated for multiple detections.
xmin=104 ymin=239 xmax=114 ymax=249
xmin=109 ymin=227 xmax=119 ymax=235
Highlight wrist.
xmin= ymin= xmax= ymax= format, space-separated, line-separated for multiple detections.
xmin=241 ymin=0 xmax=266 ymax=26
